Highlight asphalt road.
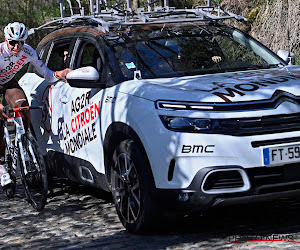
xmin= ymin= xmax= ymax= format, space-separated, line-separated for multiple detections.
xmin=1 ymin=178 xmax=300 ymax=249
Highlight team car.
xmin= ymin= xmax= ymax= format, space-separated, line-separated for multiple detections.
xmin=19 ymin=0 xmax=300 ymax=233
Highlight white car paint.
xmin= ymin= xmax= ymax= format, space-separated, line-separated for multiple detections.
xmin=19 ymin=64 xmax=300 ymax=189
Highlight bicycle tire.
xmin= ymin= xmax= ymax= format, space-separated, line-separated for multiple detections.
xmin=19 ymin=132 xmax=48 ymax=211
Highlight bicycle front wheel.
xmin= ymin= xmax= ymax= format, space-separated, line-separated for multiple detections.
xmin=19 ymin=132 xmax=48 ymax=211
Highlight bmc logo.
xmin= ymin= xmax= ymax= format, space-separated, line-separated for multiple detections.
xmin=182 ymin=145 xmax=215 ymax=153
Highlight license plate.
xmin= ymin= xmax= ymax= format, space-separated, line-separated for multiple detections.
xmin=263 ymin=144 xmax=300 ymax=165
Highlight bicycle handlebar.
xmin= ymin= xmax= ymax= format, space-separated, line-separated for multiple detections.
xmin=8 ymin=106 xmax=43 ymax=113
xmin=3 ymin=106 xmax=44 ymax=120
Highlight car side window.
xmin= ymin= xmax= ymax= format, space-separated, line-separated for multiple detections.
xmin=74 ymin=39 xmax=116 ymax=87
xmin=47 ymin=42 xmax=71 ymax=71
xmin=77 ymin=42 xmax=102 ymax=72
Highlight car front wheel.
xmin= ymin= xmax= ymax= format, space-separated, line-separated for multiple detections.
xmin=111 ymin=139 xmax=159 ymax=234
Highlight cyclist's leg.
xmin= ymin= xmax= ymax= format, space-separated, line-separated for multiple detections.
xmin=0 ymin=119 xmax=12 ymax=188
xmin=1 ymin=78 xmax=29 ymax=196
xmin=0 ymin=83 xmax=14 ymax=191
xmin=0 ymin=84 xmax=7 ymax=162
xmin=4 ymin=77 xmax=30 ymax=130
xmin=0 ymin=128 xmax=5 ymax=164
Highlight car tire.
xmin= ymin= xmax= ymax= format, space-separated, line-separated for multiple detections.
xmin=111 ymin=139 xmax=160 ymax=234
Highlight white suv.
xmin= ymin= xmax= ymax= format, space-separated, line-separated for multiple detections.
xmin=19 ymin=1 xmax=300 ymax=233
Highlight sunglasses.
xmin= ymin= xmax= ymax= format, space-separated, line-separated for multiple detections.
xmin=8 ymin=40 xmax=24 ymax=47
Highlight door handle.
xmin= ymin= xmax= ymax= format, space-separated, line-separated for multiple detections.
xmin=60 ymin=96 xmax=68 ymax=104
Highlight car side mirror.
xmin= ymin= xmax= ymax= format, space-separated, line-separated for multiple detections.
xmin=66 ymin=66 xmax=105 ymax=88
xmin=277 ymin=50 xmax=295 ymax=65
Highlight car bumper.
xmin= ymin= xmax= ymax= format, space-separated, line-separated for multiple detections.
xmin=156 ymin=164 xmax=300 ymax=214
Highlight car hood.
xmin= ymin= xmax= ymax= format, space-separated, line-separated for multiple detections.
xmin=120 ymin=66 xmax=300 ymax=103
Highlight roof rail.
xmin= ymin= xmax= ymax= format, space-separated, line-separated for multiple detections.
xmin=28 ymin=0 xmax=247 ymax=35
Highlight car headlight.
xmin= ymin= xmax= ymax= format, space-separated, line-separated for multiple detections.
xmin=160 ymin=116 xmax=218 ymax=132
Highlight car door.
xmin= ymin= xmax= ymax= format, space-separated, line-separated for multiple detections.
xmin=19 ymin=36 xmax=76 ymax=157
xmin=54 ymin=35 xmax=108 ymax=177
xmin=32 ymin=37 xmax=75 ymax=154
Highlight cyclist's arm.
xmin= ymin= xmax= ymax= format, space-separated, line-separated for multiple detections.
xmin=53 ymin=68 xmax=72 ymax=82
xmin=30 ymin=50 xmax=71 ymax=83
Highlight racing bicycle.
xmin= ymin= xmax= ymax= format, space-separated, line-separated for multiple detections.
xmin=2 ymin=106 xmax=48 ymax=211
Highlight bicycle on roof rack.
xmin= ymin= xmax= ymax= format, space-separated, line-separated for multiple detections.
xmin=2 ymin=106 xmax=48 ymax=212
xmin=28 ymin=0 xmax=247 ymax=35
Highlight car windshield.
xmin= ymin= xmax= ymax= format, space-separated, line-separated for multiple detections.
xmin=109 ymin=23 xmax=283 ymax=81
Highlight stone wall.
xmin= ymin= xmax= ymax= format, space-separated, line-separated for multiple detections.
xmin=222 ymin=0 xmax=300 ymax=61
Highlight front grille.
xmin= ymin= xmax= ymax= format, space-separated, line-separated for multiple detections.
xmin=246 ymin=163 xmax=300 ymax=193
xmin=203 ymin=170 xmax=244 ymax=191
xmin=246 ymin=166 xmax=284 ymax=187
xmin=252 ymin=137 xmax=300 ymax=148
xmin=215 ymin=112 xmax=300 ymax=136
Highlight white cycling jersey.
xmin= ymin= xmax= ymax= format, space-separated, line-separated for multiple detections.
xmin=0 ymin=42 xmax=57 ymax=84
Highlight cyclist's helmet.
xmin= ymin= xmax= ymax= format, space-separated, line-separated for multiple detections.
xmin=4 ymin=22 xmax=28 ymax=41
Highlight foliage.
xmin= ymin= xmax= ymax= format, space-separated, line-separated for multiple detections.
xmin=0 ymin=0 xmax=298 ymax=65
xmin=0 ymin=0 xmax=61 ymax=47
xmin=246 ymin=7 xmax=259 ymax=28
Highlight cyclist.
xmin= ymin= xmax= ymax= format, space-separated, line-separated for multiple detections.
xmin=0 ymin=22 xmax=71 ymax=191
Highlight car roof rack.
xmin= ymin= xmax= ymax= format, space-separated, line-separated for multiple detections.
xmin=28 ymin=0 xmax=247 ymax=35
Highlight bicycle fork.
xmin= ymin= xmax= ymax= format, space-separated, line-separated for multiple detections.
xmin=3 ymin=121 xmax=18 ymax=173
xmin=5 ymin=116 xmax=38 ymax=176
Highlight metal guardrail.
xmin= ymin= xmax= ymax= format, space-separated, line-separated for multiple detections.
xmin=28 ymin=0 xmax=247 ymax=35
